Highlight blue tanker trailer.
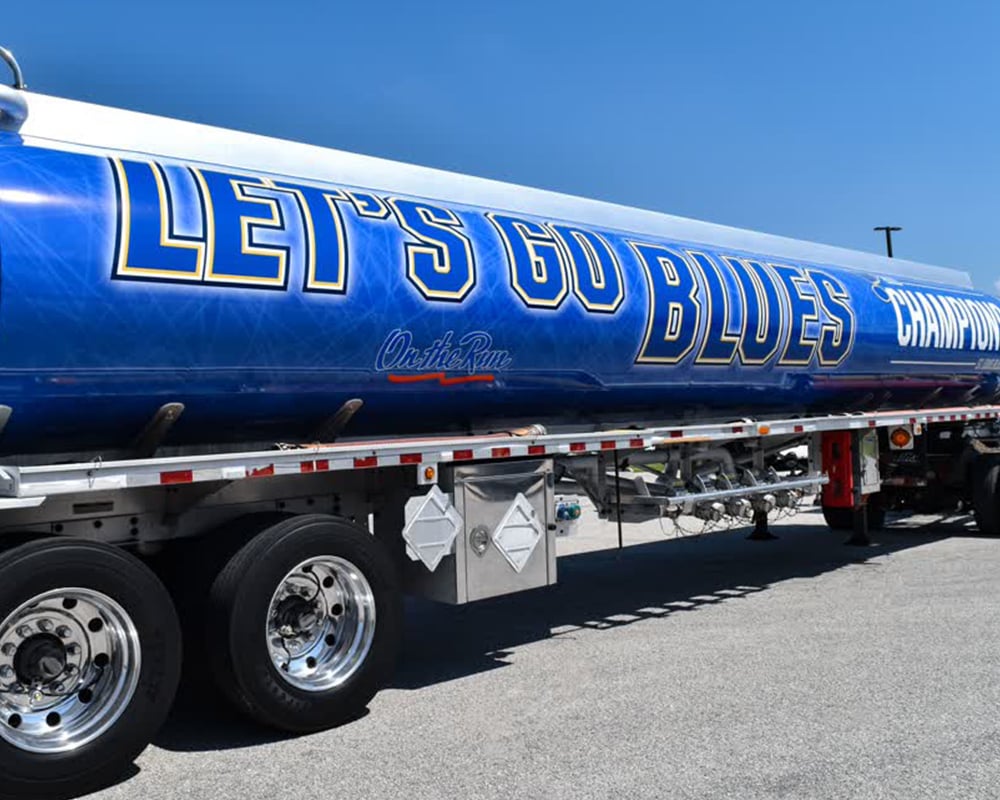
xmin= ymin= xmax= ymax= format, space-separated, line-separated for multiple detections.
xmin=2 ymin=50 xmax=1000 ymax=800
xmin=0 ymin=61 xmax=996 ymax=454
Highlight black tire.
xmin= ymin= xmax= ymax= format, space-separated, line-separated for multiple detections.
xmin=822 ymin=497 xmax=885 ymax=531
xmin=0 ymin=539 xmax=181 ymax=800
xmin=972 ymin=457 xmax=1000 ymax=535
xmin=157 ymin=513 xmax=291 ymax=694
xmin=207 ymin=514 xmax=402 ymax=732
xmin=821 ymin=505 xmax=852 ymax=530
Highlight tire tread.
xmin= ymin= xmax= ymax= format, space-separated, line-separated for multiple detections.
xmin=207 ymin=514 xmax=401 ymax=733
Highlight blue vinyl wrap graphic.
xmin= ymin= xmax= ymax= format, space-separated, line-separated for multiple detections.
xmin=0 ymin=136 xmax=997 ymax=453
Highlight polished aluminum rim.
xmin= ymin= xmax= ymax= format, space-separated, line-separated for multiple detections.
xmin=266 ymin=556 xmax=376 ymax=692
xmin=0 ymin=588 xmax=140 ymax=754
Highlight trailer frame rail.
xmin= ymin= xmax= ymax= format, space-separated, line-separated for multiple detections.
xmin=0 ymin=405 xmax=995 ymax=503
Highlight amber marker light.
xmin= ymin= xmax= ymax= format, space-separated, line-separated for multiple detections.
xmin=423 ymin=466 xmax=436 ymax=481
xmin=890 ymin=428 xmax=912 ymax=448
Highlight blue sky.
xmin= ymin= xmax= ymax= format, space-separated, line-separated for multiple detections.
xmin=4 ymin=0 xmax=998 ymax=290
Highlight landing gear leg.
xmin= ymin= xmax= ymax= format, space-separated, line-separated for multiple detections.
xmin=844 ymin=504 xmax=872 ymax=547
xmin=746 ymin=509 xmax=777 ymax=541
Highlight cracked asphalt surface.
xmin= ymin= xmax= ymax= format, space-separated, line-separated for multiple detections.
xmin=87 ymin=506 xmax=1000 ymax=799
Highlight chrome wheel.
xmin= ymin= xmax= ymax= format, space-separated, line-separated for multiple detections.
xmin=0 ymin=588 xmax=140 ymax=754
xmin=266 ymin=556 xmax=376 ymax=692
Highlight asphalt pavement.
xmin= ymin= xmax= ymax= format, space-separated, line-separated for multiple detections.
xmin=88 ymin=505 xmax=1000 ymax=800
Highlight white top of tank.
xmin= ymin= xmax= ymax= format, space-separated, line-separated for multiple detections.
xmin=12 ymin=91 xmax=971 ymax=289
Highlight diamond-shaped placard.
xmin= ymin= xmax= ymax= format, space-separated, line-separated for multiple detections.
xmin=491 ymin=492 xmax=543 ymax=573
xmin=402 ymin=486 xmax=463 ymax=572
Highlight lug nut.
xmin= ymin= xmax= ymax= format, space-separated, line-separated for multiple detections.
xmin=0 ymin=666 xmax=13 ymax=679
xmin=66 ymin=644 xmax=80 ymax=656
xmin=1 ymin=643 xmax=15 ymax=657
xmin=15 ymin=626 xmax=31 ymax=639
xmin=56 ymin=626 xmax=72 ymax=640
xmin=299 ymin=611 xmax=319 ymax=629
xmin=37 ymin=619 xmax=53 ymax=633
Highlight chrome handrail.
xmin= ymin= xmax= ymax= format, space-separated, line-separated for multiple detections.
xmin=0 ymin=46 xmax=27 ymax=132
xmin=0 ymin=46 xmax=24 ymax=89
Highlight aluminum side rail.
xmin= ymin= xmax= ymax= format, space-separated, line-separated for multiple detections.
xmin=0 ymin=404 xmax=997 ymax=502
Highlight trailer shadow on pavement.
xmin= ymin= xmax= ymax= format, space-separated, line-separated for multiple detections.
xmin=390 ymin=509 xmax=972 ymax=691
xmin=153 ymin=508 xmax=974 ymax=754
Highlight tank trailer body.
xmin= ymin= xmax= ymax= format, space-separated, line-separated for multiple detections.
xmin=0 ymin=52 xmax=997 ymax=798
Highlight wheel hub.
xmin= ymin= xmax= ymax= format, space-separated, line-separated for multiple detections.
xmin=0 ymin=588 xmax=140 ymax=754
xmin=266 ymin=555 xmax=376 ymax=692
xmin=273 ymin=595 xmax=319 ymax=637
xmin=13 ymin=633 xmax=67 ymax=684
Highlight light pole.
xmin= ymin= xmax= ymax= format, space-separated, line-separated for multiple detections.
xmin=873 ymin=226 xmax=902 ymax=258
